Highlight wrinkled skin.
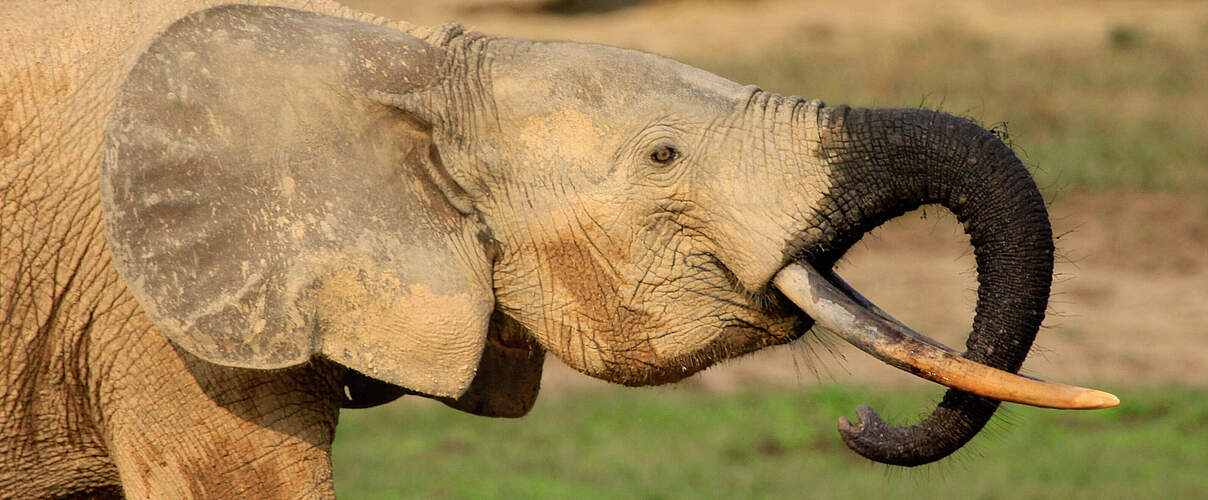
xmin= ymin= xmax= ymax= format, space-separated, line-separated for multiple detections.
xmin=1 ymin=0 xmax=1055 ymax=497
xmin=476 ymin=41 xmax=819 ymax=384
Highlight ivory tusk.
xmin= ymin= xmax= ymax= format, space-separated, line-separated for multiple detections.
xmin=773 ymin=263 xmax=1119 ymax=410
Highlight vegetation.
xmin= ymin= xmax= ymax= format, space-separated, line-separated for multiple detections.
xmin=334 ymin=385 xmax=1207 ymax=499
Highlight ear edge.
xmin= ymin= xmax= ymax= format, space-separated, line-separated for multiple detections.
xmin=101 ymin=5 xmax=495 ymax=398
xmin=368 ymin=90 xmax=479 ymax=217
xmin=439 ymin=312 xmax=545 ymax=417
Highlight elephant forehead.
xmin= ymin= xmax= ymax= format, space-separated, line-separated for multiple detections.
xmin=493 ymin=41 xmax=744 ymax=122
xmin=512 ymin=108 xmax=613 ymax=157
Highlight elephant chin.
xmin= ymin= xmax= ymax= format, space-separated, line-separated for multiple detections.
xmin=772 ymin=262 xmax=1118 ymax=411
xmin=584 ymin=318 xmax=810 ymax=388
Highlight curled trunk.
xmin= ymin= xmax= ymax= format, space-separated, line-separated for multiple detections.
xmin=801 ymin=106 xmax=1055 ymax=466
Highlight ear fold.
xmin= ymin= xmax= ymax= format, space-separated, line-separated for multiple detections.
xmin=341 ymin=312 xmax=545 ymax=416
xmin=101 ymin=5 xmax=492 ymax=398
xmin=439 ymin=312 xmax=545 ymax=417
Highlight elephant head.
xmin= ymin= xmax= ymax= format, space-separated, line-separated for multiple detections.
xmin=101 ymin=5 xmax=1115 ymax=465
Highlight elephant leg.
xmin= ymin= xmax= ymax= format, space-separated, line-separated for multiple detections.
xmin=98 ymin=323 xmax=343 ymax=498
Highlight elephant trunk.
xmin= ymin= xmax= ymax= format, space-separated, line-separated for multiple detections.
xmin=796 ymin=105 xmax=1056 ymax=465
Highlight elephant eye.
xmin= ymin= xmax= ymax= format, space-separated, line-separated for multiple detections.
xmin=649 ymin=145 xmax=680 ymax=165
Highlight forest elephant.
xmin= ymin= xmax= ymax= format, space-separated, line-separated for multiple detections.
xmin=0 ymin=1 xmax=1117 ymax=497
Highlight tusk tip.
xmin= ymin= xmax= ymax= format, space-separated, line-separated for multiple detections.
xmin=1071 ymin=389 xmax=1120 ymax=409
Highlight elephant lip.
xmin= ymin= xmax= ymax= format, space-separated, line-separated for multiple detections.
xmin=772 ymin=262 xmax=1120 ymax=410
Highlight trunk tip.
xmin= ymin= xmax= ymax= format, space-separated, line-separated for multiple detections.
xmin=836 ymin=403 xmax=942 ymax=466
xmin=837 ymin=404 xmax=878 ymax=434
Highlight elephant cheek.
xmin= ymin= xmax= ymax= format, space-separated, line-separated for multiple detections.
xmin=532 ymin=238 xmax=665 ymax=378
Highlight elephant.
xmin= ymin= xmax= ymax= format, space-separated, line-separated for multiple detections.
xmin=0 ymin=1 xmax=1117 ymax=497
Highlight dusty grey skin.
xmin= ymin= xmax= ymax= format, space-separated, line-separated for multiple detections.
xmin=2 ymin=1 xmax=1056 ymax=497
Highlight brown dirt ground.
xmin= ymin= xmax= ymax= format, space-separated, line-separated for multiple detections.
xmin=350 ymin=0 xmax=1208 ymax=59
xmin=341 ymin=0 xmax=1208 ymax=391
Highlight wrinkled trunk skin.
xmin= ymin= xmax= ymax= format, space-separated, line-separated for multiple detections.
xmin=801 ymin=106 xmax=1054 ymax=466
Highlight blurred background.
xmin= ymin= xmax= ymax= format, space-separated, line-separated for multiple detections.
xmin=333 ymin=0 xmax=1208 ymax=497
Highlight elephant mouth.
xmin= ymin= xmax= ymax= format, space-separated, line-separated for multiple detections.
xmin=771 ymin=262 xmax=1119 ymax=410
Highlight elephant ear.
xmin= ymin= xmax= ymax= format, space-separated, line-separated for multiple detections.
xmin=342 ymin=312 xmax=545 ymax=417
xmin=438 ymin=312 xmax=545 ymax=417
xmin=101 ymin=5 xmax=493 ymax=398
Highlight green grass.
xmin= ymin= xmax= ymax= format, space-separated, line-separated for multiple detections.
xmin=333 ymin=385 xmax=1207 ymax=499
xmin=695 ymin=26 xmax=1208 ymax=195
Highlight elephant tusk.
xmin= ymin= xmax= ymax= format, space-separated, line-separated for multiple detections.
xmin=773 ymin=263 xmax=1119 ymax=410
